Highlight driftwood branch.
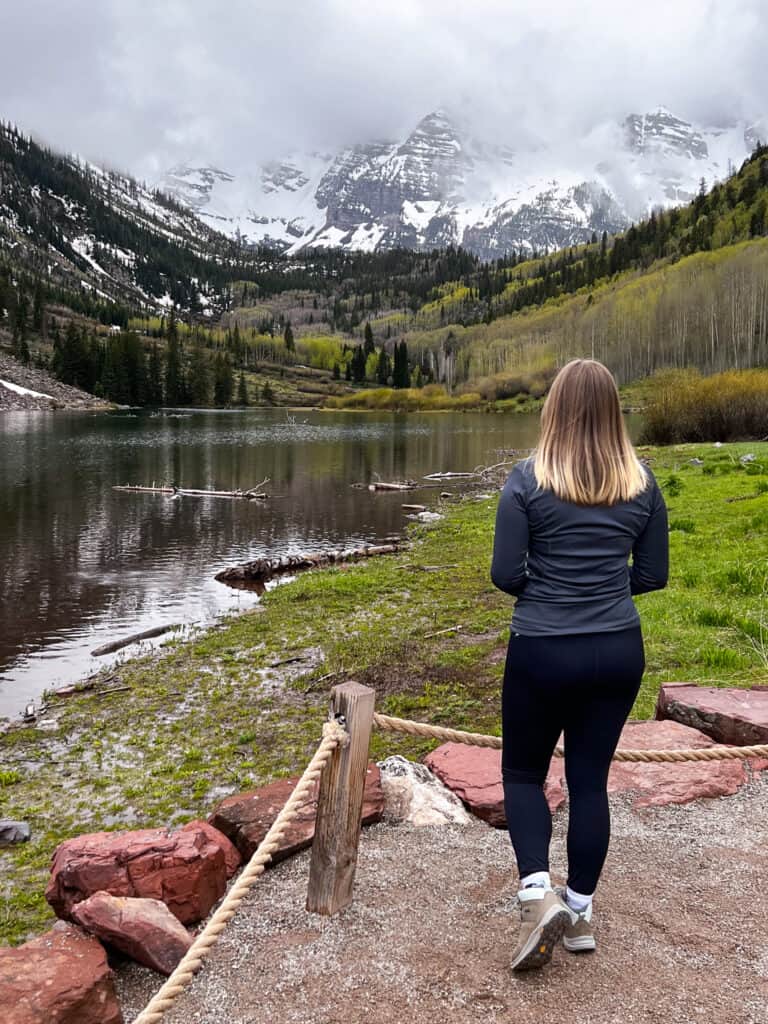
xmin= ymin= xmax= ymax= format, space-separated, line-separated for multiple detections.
xmin=367 ymin=481 xmax=415 ymax=492
xmin=91 ymin=624 xmax=180 ymax=657
xmin=216 ymin=543 xmax=402 ymax=586
xmin=423 ymin=624 xmax=463 ymax=639
xmin=113 ymin=483 xmax=270 ymax=500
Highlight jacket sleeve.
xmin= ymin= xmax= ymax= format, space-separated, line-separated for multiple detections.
xmin=629 ymin=475 xmax=669 ymax=595
xmin=491 ymin=466 xmax=530 ymax=596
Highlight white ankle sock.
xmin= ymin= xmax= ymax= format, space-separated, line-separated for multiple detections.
xmin=565 ymin=886 xmax=593 ymax=912
xmin=520 ymin=871 xmax=551 ymax=891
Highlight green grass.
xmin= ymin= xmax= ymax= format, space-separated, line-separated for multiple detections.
xmin=1 ymin=441 xmax=767 ymax=944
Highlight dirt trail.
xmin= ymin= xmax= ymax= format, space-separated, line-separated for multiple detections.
xmin=117 ymin=776 xmax=768 ymax=1024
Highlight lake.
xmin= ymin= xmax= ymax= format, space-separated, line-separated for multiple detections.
xmin=0 ymin=407 xmax=556 ymax=718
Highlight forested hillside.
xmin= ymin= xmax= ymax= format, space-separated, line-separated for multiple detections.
xmin=1 ymin=123 xmax=767 ymax=409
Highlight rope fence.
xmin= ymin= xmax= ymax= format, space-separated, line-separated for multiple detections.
xmin=372 ymin=711 xmax=768 ymax=763
xmin=133 ymin=686 xmax=767 ymax=1022
xmin=133 ymin=719 xmax=348 ymax=1024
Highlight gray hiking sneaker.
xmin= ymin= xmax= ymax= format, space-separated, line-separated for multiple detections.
xmin=510 ymin=887 xmax=571 ymax=971
xmin=555 ymin=889 xmax=596 ymax=953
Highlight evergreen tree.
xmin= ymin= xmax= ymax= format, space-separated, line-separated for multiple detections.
xmin=376 ymin=349 xmax=391 ymax=385
xmin=147 ymin=343 xmax=164 ymax=405
xmin=236 ymin=371 xmax=249 ymax=406
xmin=188 ymin=343 xmax=210 ymax=406
xmin=262 ymin=380 xmax=275 ymax=404
xmin=351 ymin=345 xmax=366 ymax=383
xmin=32 ymin=279 xmax=45 ymax=333
xmin=392 ymin=341 xmax=411 ymax=388
xmin=363 ymin=321 xmax=375 ymax=355
xmin=165 ymin=323 xmax=183 ymax=406
xmin=332 ymin=362 xmax=340 ymax=380
xmin=284 ymin=321 xmax=295 ymax=352
xmin=213 ymin=353 xmax=234 ymax=407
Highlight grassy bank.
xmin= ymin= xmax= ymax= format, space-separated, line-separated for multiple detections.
xmin=1 ymin=442 xmax=767 ymax=944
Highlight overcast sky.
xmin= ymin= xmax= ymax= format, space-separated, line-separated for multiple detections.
xmin=2 ymin=0 xmax=767 ymax=180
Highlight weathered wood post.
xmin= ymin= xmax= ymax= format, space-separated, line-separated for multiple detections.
xmin=306 ymin=681 xmax=376 ymax=915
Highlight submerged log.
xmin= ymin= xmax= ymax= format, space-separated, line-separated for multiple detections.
xmin=91 ymin=624 xmax=180 ymax=657
xmin=216 ymin=544 xmax=401 ymax=585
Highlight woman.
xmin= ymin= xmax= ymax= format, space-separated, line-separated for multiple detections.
xmin=491 ymin=358 xmax=668 ymax=972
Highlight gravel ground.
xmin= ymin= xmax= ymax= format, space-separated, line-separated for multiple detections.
xmin=117 ymin=775 xmax=768 ymax=1024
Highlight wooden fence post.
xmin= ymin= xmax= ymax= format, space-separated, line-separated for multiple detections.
xmin=306 ymin=681 xmax=376 ymax=915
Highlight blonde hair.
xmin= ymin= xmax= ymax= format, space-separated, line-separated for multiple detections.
xmin=533 ymin=359 xmax=647 ymax=506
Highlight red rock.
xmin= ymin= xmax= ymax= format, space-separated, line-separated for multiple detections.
xmin=656 ymin=683 xmax=768 ymax=746
xmin=608 ymin=720 xmax=749 ymax=808
xmin=422 ymin=744 xmax=565 ymax=828
xmin=0 ymin=921 xmax=123 ymax=1024
xmin=46 ymin=823 xmax=228 ymax=925
xmin=209 ymin=762 xmax=384 ymax=861
xmin=71 ymin=891 xmax=193 ymax=976
xmin=180 ymin=820 xmax=241 ymax=878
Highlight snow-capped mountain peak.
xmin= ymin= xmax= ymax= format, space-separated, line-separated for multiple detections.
xmin=158 ymin=106 xmax=762 ymax=258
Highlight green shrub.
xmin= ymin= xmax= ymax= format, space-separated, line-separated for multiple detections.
xmin=640 ymin=369 xmax=768 ymax=444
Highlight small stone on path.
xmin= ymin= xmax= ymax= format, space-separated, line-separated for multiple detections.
xmin=0 ymin=820 xmax=31 ymax=847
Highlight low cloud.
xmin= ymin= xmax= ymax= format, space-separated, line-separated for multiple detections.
xmin=2 ymin=0 xmax=766 ymax=179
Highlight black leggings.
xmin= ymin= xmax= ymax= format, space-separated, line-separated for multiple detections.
xmin=501 ymin=626 xmax=644 ymax=894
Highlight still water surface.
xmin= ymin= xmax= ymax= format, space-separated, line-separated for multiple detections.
xmin=1 ymin=408 xmax=554 ymax=717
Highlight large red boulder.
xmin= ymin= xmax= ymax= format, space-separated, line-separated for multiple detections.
xmin=71 ymin=891 xmax=193 ymax=976
xmin=0 ymin=921 xmax=123 ymax=1024
xmin=656 ymin=683 xmax=768 ymax=746
xmin=608 ymin=720 xmax=753 ymax=808
xmin=46 ymin=823 xmax=228 ymax=925
xmin=210 ymin=762 xmax=384 ymax=861
xmin=423 ymin=744 xmax=565 ymax=827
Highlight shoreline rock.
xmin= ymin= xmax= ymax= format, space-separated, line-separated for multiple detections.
xmin=423 ymin=743 xmax=565 ymax=827
xmin=71 ymin=892 xmax=193 ymax=976
xmin=656 ymin=682 xmax=768 ymax=746
xmin=46 ymin=823 xmax=231 ymax=925
xmin=0 ymin=921 xmax=123 ymax=1024
xmin=209 ymin=762 xmax=385 ymax=861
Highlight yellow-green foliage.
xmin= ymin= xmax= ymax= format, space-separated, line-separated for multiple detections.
xmin=325 ymin=384 xmax=484 ymax=411
xmin=641 ymin=368 xmax=768 ymax=443
xmin=295 ymin=335 xmax=348 ymax=371
xmin=431 ymin=238 xmax=768 ymax=387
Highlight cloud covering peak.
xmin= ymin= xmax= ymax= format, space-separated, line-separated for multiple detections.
xmin=2 ymin=0 xmax=766 ymax=178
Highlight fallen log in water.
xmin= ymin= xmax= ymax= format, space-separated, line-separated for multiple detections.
xmin=91 ymin=624 xmax=180 ymax=657
xmin=422 ymin=471 xmax=476 ymax=480
xmin=113 ymin=482 xmax=270 ymax=500
xmin=216 ymin=543 xmax=402 ymax=585
xmin=367 ymin=481 xmax=415 ymax=492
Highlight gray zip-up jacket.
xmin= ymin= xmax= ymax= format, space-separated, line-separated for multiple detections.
xmin=491 ymin=457 xmax=669 ymax=635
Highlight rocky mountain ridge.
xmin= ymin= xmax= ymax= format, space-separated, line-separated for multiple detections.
xmin=160 ymin=107 xmax=765 ymax=258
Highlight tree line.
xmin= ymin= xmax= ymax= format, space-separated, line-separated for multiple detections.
xmin=48 ymin=315 xmax=246 ymax=408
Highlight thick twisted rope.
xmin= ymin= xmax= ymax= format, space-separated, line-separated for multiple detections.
xmin=133 ymin=719 xmax=348 ymax=1024
xmin=372 ymin=712 xmax=768 ymax=763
